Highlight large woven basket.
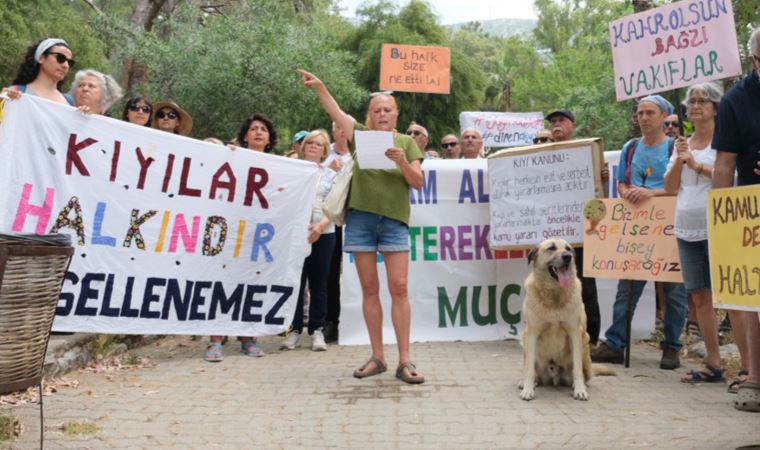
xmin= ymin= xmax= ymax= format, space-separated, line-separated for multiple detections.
xmin=0 ymin=234 xmax=74 ymax=395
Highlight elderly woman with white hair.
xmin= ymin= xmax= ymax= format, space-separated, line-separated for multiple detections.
xmin=664 ymin=82 xmax=751 ymax=386
xmin=69 ymin=69 xmax=123 ymax=115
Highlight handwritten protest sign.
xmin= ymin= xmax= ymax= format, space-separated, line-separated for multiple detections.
xmin=379 ymin=43 xmax=450 ymax=94
xmin=583 ymin=197 xmax=682 ymax=282
xmin=459 ymin=111 xmax=544 ymax=148
xmin=0 ymin=95 xmax=317 ymax=335
xmin=609 ymin=0 xmax=742 ymax=101
xmin=488 ymin=139 xmax=603 ymax=249
xmin=707 ymin=185 xmax=760 ymax=312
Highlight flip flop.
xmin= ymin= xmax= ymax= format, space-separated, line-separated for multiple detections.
xmin=728 ymin=369 xmax=749 ymax=394
xmin=396 ymin=361 xmax=425 ymax=384
xmin=681 ymin=364 xmax=724 ymax=384
xmin=353 ymin=356 xmax=387 ymax=379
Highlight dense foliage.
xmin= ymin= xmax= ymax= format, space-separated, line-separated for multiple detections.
xmin=1 ymin=0 xmax=758 ymax=151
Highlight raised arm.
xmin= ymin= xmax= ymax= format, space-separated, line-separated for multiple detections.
xmin=297 ymin=69 xmax=355 ymax=140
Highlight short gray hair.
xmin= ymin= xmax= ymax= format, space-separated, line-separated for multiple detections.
xmin=749 ymin=28 xmax=760 ymax=56
xmin=69 ymin=69 xmax=123 ymax=113
xmin=682 ymin=82 xmax=724 ymax=109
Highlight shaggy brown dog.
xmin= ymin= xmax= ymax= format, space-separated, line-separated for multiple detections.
xmin=520 ymin=238 xmax=613 ymax=401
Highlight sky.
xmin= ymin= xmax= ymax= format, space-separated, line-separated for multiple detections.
xmin=336 ymin=0 xmax=538 ymax=25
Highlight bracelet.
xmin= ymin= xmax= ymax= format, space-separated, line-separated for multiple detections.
xmin=696 ymin=163 xmax=704 ymax=176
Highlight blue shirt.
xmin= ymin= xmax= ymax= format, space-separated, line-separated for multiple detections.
xmin=712 ymin=70 xmax=760 ymax=186
xmin=617 ymin=137 xmax=673 ymax=189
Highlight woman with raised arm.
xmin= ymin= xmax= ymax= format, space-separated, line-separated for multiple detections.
xmin=297 ymin=69 xmax=426 ymax=384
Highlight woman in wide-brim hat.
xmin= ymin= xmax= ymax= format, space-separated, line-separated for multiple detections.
xmin=152 ymin=100 xmax=193 ymax=136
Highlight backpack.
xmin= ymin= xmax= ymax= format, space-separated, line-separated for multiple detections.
xmin=623 ymin=137 xmax=675 ymax=186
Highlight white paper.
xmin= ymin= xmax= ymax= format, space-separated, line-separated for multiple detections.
xmin=354 ymin=130 xmax=395 ymax=170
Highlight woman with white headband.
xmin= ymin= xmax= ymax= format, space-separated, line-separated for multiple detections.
xmin=3 ymin=38 xmax=75 ymax=105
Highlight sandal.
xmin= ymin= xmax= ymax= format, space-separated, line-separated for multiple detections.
xmin=681 ymin=364 xmax=724 ymax=384
xmin=241 ymin=339 xmax=265 ymax=357
xmin=728 ymin=369 xmax=749 ymax=394
xmin=395 ymin=361 xmax=425 ymax=384
xmin=353 ymin=356 xmax=387 ymax=379
xmin=686 ymin=320 xmax=700 ymax=334
xmin=204 ymin=342 xmax=224 ymax=362
xmin=735 ymin=381 xmax=760 ymax=412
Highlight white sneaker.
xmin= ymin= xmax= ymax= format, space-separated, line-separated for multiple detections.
xmin=311 ymin=330 xmax=327 ymax=351
xmin=281 ymin=330 xmax=301 ymax=350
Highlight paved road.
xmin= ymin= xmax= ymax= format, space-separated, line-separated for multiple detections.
xmin=2 ymin=336 xmax=758 ymax=449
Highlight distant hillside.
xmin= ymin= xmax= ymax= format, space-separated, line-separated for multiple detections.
xmin=449 ymin=18 xmax=536 ymax=38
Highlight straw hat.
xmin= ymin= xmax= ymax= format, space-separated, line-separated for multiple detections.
xmin=152 ymin=101 xmax=193 ymax=136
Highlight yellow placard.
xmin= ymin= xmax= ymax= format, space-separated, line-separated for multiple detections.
xmin=379 ymin=44 xmax=450 ymax=94
xmin=707 ymin=185 xmax=760 ymax=311
xmin=582 ymin=197 xmax=683 ymax=283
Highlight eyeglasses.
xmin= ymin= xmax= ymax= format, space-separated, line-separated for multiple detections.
xmin=407 ymin=129 xmax=423 ymax=136
xmin=533 ymin=137 xmax=553 ymax=144
xmin=47 ymin=52 xmax=75 ymax=67
xmin=156 ymin=110 xmax=178 ymax=120
xmin=664 ymin=120 xmax=680 ymax=127
xmin=129 ymin=105 xmax=152 ymax=114
xmin=441 ymin=142 xmax=458 ymax=148
xmin=686 ymin=98 xmax=711 ymax=107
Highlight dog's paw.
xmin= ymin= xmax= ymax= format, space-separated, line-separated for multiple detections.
xmin=573 ymin=387 xmax=588 ymax=401
xmin=520 ymin=387 xmax=536 ymax=401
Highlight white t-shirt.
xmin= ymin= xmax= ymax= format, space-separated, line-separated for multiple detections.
xmin=310 ymin=166 xmax=337 ymax=235
xmin=666 ymin=142 xmax=716 ymax=241
xmin=322 ymin=144 xmax=351 ymax=169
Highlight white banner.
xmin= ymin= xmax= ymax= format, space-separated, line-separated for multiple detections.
xmin=459 ymin=111 xmax=544 ymax=148
xmin=339 ymin=159 xmax=656 ymax=345
xmin=0 ymin=95 xmax=316 ymax=336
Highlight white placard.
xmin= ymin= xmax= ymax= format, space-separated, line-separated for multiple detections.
xmin=459 ymin=111 xmax=544 ymax=148
xmin=488 ymin=146 xmax=596 ymax=248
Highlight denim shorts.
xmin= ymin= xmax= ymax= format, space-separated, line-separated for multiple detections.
xmin=343 ymin=210 xmax=409 ymax=253
xmin=676 ymin=238 xmax=711 ymax=292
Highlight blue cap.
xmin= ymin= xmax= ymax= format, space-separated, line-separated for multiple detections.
xmin=639 ymin=95 xmax=674 ymax=115
xmin=292 ymin=130 xmax=309 ymax=143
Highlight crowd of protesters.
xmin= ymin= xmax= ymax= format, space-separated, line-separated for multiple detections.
xmin=2 ymin=32 xmax=760 ymax=405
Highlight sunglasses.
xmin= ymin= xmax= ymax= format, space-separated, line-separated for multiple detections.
xmin=47 ymin=52 xmax=75 ymax=67
xmin=533 ymin=137 xmax=553 ymax=144
xmin=441 ymin=142 xmax=458 ymax=148
xmin=129 ymin=105 xmax=152 ymax=114
xmin=156 ymin=110 xmax=178 ymax=120
xmin=664 ymin=120 xmax=680 ymax=127
xmin=407 ymin=129 xmax=423 ymax=136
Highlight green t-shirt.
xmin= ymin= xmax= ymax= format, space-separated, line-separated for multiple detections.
xmin=348 ymin=123 xmax=424 ymax=225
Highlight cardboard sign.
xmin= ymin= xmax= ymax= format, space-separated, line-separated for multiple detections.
xmin=487 ymin=139 xmax=604 ymax=249
xmin=379 ymin=43 xmax=451 ymax=94
xmin=0 ymin=95 xmax=317 ymax=336
xmin=583 ymin=197 xmax=683 ymax=283
xmin=609 ymin=0 xmax=742 ymax=101
xmin=708 ymin=185 xmax=760 ymax=312
xmin=459 ymin=111 xmax=544 ymax=148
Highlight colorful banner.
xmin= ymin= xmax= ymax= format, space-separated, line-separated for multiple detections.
xmin=708 ymin=185 xmax=760 ymax=312
xmin=609 ymin=0 xmax=742 ymax=101
xmin=339 ymin=159 xmax=656 ymax=345
xmin=583 ymin=197 xmax=683 ymax=282
xmin=0 ymin=95 xmax=317 ymax=335
xmin=459 ymin=111 xmax=544 ymax=148
xmin=379 ymin=43 xmax=451 ymax=94
xmin=488 ymin=140 xmax=603 ymax=249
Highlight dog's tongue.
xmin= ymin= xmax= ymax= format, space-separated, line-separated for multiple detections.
xmin=557 ymin=267 xmax=572 ymax=288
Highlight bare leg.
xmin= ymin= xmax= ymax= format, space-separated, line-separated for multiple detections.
xmin=382 ymin=251 xmax=412 ymax=364
xmin=692 ymin=289 xmax=721 ymax=368
xmin=742 ymin=312 xmax=760 ymax=384
xmin=354 ymin=252 xmax=385 ymax=370
xmin=729 ymin=309 xmax=751 ymax=370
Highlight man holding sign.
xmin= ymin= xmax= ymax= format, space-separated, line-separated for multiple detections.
xmin=711 ymin=28 xmax=760 ymax=413
xmin=591 ymin=95 xmax=687 ymax=370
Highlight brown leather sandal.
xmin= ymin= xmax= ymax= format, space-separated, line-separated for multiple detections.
xmin=396 ymin=361 xmax=425 ymax=384
xmin=353 ymin=356 xmax=387 ymax=379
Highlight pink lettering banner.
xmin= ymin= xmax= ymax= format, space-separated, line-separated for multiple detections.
xmin=609 ymin=0 xmax=742 ymax=101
